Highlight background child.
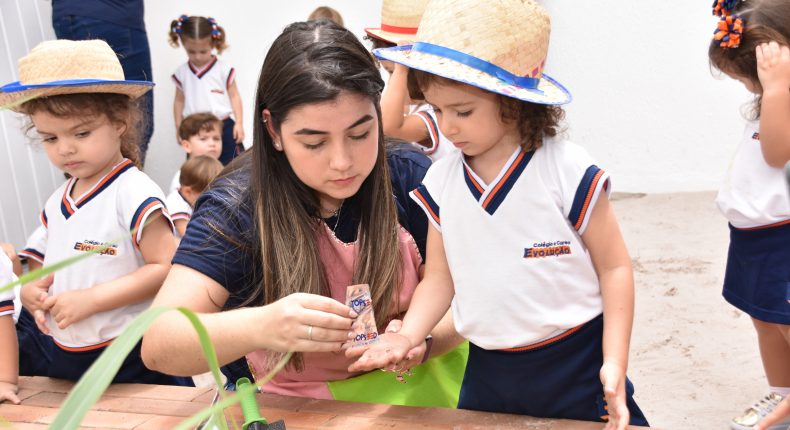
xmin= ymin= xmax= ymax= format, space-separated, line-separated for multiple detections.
xmin=307 ymin=6 xmax=344 ymax=27
xmin=167 ymin=155 xmax=223 ymax=238
xmin=0 ymin=252 xmax=19 ymax=404
xmin=365 ymin=0 xmax=457 ymax=162
xmin=0 ymin=39 xmax=184 ymax=385
xmin=709 ymin=1 xmax=790 ymax=429
xmin=167 ymin=112 xmax=222 ymax=194
xmin=349 ymin=1 xmax=648 ymax=427
xmin=169 ymin=15 xmax=243 ymax=165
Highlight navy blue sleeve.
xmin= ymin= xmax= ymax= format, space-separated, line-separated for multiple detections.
xmin=387 ymin=143 xmax=432 ymax=259
xmin=172 ymin=175 xmax=259 ymax=308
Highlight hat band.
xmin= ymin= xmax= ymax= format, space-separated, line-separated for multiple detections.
xmin=381 ymin=23 xmax=418 ymax=35
xmin=411 ymin=42 xmax=543 ymax=93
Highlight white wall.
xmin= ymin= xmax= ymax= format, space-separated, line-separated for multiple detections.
xmin=0 ymin=0 xmax=755 ymax=247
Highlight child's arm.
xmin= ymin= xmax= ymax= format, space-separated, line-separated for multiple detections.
xmin=347 ymin=225 xmax=455 ymax=372
xmin=0 ymin=316 xmax=19 ymax=404
xmin=174 ymin=219 xmax=188 ymax=238
xmin=755 ymin=41 xmax=790 ymax=168
xmin=228 ymin=81 xmax=245 ymax=144
xmin=41 ymin=211 xmax=175 ymax=330
xmin=174 ymin=88 xmax=185 ymax=134
xmin=581 ymin=195 xmax=634 ymax=430
xmin=0 ymin=244 xmax=22 ymax=277
xmin=381 ymin=63 xmax=431 ymax=143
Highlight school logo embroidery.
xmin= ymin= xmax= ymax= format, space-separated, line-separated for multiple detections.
xmin=210 ymin=89 xmax=225 ymax=95
xmin=523 ymin=240 xmax=572 ymax=259
xmin=752 ymin=132 xmax=760 ymax=140
xmin=73 ymin=240 xmax=118 ymax=256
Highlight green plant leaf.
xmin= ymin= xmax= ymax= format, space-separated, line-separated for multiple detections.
xmin=49 ymin=306 xmax=227 ymax=430
xmin=172 ymin=352 xmax=293 ymax=430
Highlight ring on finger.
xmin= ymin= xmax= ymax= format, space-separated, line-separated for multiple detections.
xmin=307 ymin=325 xmax=314 ymax=341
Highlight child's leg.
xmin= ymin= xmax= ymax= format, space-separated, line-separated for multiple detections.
xmin=753 ymin=318 xmax=790 ymax=388
xmin=219 ymin=118 xmax=239 ymax=165
xmin=16 ymin=308 xmax=53 ymax=377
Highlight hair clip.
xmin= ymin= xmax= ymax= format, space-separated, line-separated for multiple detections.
xmin=207 ymin=17 xmax=220 ymax=40
xmin=173 ymin=14 xmax=188 ymax=34
xmin=714 ymin=14 xmax=744 ymax=48
xmin=712 ymin=0 xmax=739 ymax=17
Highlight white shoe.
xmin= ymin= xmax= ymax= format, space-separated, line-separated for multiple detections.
xmin=730 ymin=392 xmax=790 ymax=430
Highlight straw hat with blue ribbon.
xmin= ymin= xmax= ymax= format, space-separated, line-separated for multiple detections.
xmin=365 ymin=0 xmax=430 ymax=44
xmin=0 ymin=39 xmax=153 ymax=110
xmin=373 ymin=0 xmax=571 ymax=105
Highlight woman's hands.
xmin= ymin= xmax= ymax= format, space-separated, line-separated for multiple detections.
xmin=260 ymin=293 xmax=357 ymax=353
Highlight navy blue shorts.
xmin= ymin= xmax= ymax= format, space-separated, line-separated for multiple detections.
xmin=17 ymin=308 xmax=192 ymax=385
xmin=458 ymin=315 xmax=649 ymax=426
xmin=220 ymin=118 xmax=244 ymax=165
xmin=723 ymin=222 xmax=790 ymax=324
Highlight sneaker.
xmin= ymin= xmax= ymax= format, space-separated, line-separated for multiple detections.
xmin=730 ymin=392 xmax=790 ymax=430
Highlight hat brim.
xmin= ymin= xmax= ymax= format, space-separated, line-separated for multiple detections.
xmin=364 ymin=27 xmax=418 ymax=45
xmin=374 ymin=45 xmax=572 ymax=105
xmin=0 ymin=79 xmax=153 ymax=111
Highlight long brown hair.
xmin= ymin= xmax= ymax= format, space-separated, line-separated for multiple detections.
xmin=228 ymin=20 xmax=400 ymax=370
xmin=709 ymin=0 xmax=790 ymax=117
xmin=408 ymin=70 xmax=564 ymax=151
xmin=20 ymin=93 xmax=142 ymax=168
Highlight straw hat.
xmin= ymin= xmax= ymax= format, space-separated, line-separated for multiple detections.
xmin=374 ymin=0 xmax=571 ymax=105
xmin=365 ymin=0 xmax=430 ymax=44
xmin=0 ymin=39 xmax=153 ymax=109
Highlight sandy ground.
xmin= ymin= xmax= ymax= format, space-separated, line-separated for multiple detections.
xmin=616 ymin=191 xmax=765 ymax=429
xmin=194 ymin=191 xmax=766 ymax=429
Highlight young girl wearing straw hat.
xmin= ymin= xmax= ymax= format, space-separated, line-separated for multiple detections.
xmin=0 ymin=39 xmax=187 ymax=385
xmin=708 ymin=1 xmax=790 ymax=429
xmin=348 ymin=1 xmax=649 ymax=427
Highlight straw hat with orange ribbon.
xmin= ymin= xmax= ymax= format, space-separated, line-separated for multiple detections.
xmin=0 ymin=39 xmax=153 ymax=110
xmin=373 ymin=0 xmax=571 ymax=105
xmin=365 ymin=0 xmax=430 ymax=44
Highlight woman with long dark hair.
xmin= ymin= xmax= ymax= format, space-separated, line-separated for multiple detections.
xmin=142 ymin=20 xmax=461 ymax=399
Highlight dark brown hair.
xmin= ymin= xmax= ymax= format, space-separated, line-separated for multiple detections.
xmin=221 ymin=20 xmax=399 ymax=371
xmin=20 ymin=93 xmax=142 ymax=168
xmin=178 ymin=112 xmax=222 ymax=141
xmin=169 ymin=15 xmax=228 ymax=54
xmin=709 ymin=0 xmax=790 ymax=116
xmin=307 ymin=6 xmax=345 ymax=27
xmin=180 ymin=155 xmax=223 ymax=193
xmin=408 ymin=70 xmax=564 ymax=151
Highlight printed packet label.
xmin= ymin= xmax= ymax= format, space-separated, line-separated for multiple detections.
xmin=346 ymin=284 xmax=379 ymax=348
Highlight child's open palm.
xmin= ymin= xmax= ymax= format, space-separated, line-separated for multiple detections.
xmin=756 ymin=41 xmax=790 ymax=94
xmin=346 ymin=332 xmax=411 ymax=373
xmin=41 ymin=289 xmax=97 ymax=330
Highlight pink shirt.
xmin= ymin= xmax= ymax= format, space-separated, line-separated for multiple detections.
xmin=245 ymin=222 xmax=423 ymax=399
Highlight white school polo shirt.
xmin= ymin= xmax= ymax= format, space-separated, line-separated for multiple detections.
xmin=32 ymin=159 xmax=172 ymax=349
xmin=412 ymin=107 xmax=459 ymax=162
xmin=716 ymin=121 xmax=790 ymax=228
xmin=172 ymin=56 xmax=235 ymax=119
xmin=411 ymin=139 xmax=609 ymax=349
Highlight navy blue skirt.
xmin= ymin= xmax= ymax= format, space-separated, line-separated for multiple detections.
xmin=723 ymin=222 xmax=790 ymax=324
xmin=458 ymin=315 xmax=649 ymax=426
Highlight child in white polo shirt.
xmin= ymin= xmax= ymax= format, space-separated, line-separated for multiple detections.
xmin=349 ymin=0 xmax=648 ymax=427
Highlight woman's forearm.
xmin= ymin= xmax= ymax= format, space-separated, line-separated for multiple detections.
xmin=142 ymin=306 xmax=266 ymax=376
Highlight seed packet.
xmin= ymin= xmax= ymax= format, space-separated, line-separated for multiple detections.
xmin=346 ymin=284 xmax=379 ymax=347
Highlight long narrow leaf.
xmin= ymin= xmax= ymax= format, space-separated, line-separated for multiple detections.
xmin=173 ymin=352 xmax=293 ymax=430
xmin=49 ymin=306 xmax=226 ymax=430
